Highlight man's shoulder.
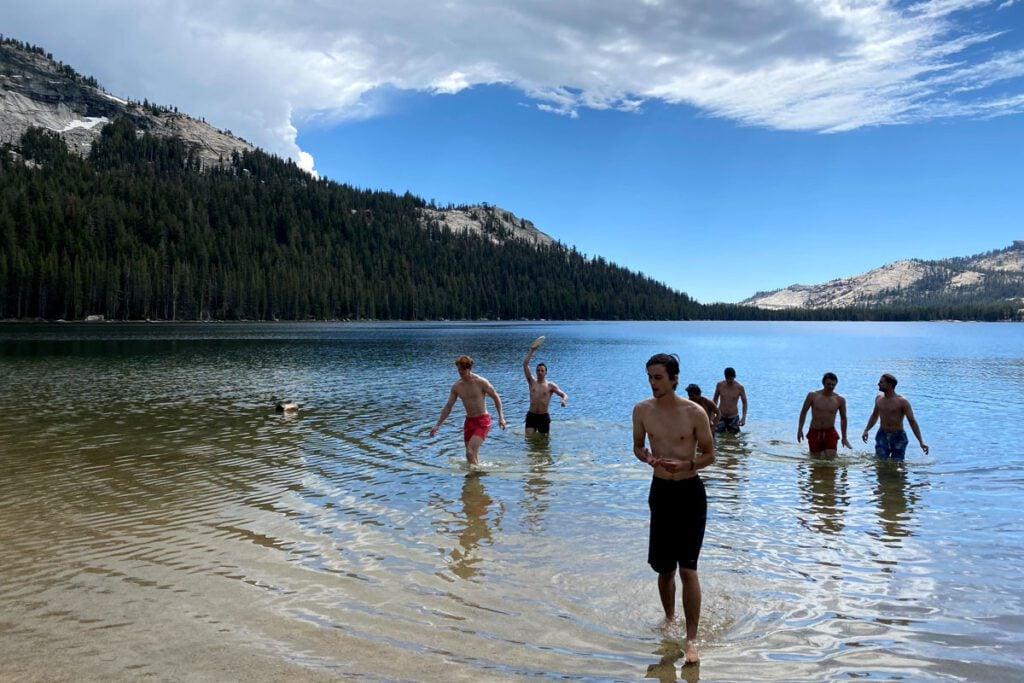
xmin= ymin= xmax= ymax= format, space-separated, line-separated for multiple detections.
xmin=633 ymin=397 xmax=657 ymax=410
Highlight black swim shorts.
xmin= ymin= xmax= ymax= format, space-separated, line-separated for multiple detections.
xmin=525 ymin=411 xmax=552 ymax=434
xmin=647 ymin=475 xmax=707 ymax=574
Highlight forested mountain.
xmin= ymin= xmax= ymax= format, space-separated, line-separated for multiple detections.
xmin=0 ymin=37 xmax=251 ymax=166
xmin=1 ymin=35 xmax=1020 ymax=322
xmin=0 ymin=120 xmax=700 ymax=320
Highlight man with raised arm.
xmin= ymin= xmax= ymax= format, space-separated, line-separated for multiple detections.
xmin=797 ymin=372 xmax=853 ymax=458
xmin=713 ymin=366 xmax=747 ymax=434
xmin=862 ymin=373 xmax=929 ymax=459
xmin=522 ymin=337 xmax=568 ymax=436
xmin=632 ymin=353 xmax=716 ymax=666
xmin=430 ymin=355 xmax=507 ymax=466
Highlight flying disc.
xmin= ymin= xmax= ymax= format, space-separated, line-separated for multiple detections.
xmin=530 ymin=335 xmax=545 ymax=350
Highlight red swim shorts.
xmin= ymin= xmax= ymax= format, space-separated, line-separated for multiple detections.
xmin=808 ymin=427 xmax=839 ymax=452
xmin=463 ymin=413 xmax=492 ymax=443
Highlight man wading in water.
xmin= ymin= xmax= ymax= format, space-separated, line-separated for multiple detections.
xmin=431 ymin=355 xmax=507 ymax=465
xmin=632 ymin=353 xmax=716 ymax=666
xmin=522 ymin=337 xmax=568 ymax=436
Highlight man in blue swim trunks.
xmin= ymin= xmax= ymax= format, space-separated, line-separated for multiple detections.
xmin=712 ymin=367 xmax=747 ymax=434
xmin=861 ymin=373 xmax=929 ymax=459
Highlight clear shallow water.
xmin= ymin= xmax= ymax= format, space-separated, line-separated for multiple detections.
xmin=1 ymin=321 xmax=1022 ymax=681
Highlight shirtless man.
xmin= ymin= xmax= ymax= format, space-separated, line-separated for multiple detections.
xmin=684 ymin=384 xmax=720 ymax=429
xmin=523 ymin=340 xmax=568 ymax=436
xmin=797 ymin=372 xmax=852 ymax=458
xmin=430 ymin=355 xmax=507 ymax=465
xmin=861 ymin=373 xmax=929 ymax=459
xmin=712 ymin=367 xmax=747 ymax=434
xmin=633 ymin=353 xmax=716 ymax=665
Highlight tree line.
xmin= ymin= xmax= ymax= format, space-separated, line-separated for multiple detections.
xmin=0 ymin=120 xmax=701 ymax=321
xmin=1 ymin=119 xmax=1019 ymax=322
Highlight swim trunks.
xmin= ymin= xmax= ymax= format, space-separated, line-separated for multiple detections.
xmin=715 ymin=415 xmax=741 ymax=435
xmin=524 ymin=411 xmax=551 ymax=434
xmin=875 ymin=429 xmax=909 ymax=459
xmin=463 ymin=413 xmax=492 ymax=443
xmin=647 ymin=475 xmax=707 ymax=574
xmin=808 ymin=427 xmax=839 ymax=452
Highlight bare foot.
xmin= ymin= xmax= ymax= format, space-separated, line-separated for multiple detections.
xmin=683 ymin=640 xmax=700 ymax=665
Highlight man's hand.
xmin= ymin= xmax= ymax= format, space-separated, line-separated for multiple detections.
xmin=657 ymin=459 xmax=691 ymax=474
xmin=862 ymin=430 xmax=869 ymax=443
xmin=842 ymin=437 xmax=852 ymax=449
xmin=499 ymin=417 xmax=507 ymax=430
xmin=797 ymin=429 xmax=804 ymax=443
xmin=430 ymin=426 xmax=439 ymax=437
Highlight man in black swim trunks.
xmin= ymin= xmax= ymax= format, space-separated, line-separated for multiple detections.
xmin=632 ymin=353 xmax=716 ymax=665
xmin=523 ymin=340 xmax=568 ymax=436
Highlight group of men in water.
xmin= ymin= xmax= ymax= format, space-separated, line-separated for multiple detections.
xmin=429 ymin=343 xmax=928 ymax=668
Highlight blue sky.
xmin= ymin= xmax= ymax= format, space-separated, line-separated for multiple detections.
xmin=6 ymin=1 xmax=1024 ymax=303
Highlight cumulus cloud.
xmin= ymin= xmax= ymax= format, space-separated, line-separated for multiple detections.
xmin=5 ymin=0 xmax=1023 ymax=170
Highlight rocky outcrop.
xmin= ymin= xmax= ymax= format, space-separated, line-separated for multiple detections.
xmin=741 ymin=242 xmax=1024 ymax=310
xmin=420 ymin=203 xmax=555 ymax=247
xmin=1 ymin=39 xmax=251 ymax=167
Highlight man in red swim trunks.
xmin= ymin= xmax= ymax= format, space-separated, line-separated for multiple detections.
xmin=430 ymin=355 xmax=507 ymax=465
xmin=796 ymin=372 xmax=852 ymax=459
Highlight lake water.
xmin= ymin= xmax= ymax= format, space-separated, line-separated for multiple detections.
xmin=1 ymin=321 xmax=1022 ymax=682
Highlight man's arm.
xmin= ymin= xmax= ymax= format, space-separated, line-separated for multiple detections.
xmin=712 ymin=382 xmax=721 ymax=407
xmin=797 ymin=392 xmax=813 ymax=442
xmin=632 ymin=404 xmax=655 ymax=466
xmin=839 ymin=396 xmax=851 ymax=448
xmin=903 ymin=399 xmax=929 ymax=455
xmin=694 ymin=410 xmax=716 ymax=470
xmin=705 ymin=398 xmax=720 ymax=424
xmin=430 ymin=390 xmax=458 ymax=437
xmin=862 ymin=399 xmax=880 ymax=442
xmin=549 ymin=381 xmax=568 ymax=407
xmin=484 ymin=380 xmax=507 ymax=429
xmin=739 ymin=386 xmax=748 ymax=426
xmin=523 ymin=348 xmax=535 ymax=383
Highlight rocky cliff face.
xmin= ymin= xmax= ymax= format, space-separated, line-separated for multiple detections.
xmin=2 ymin=38 xmax=558 ymax=247
xmin=1 ymin=39 xmax=251 ymax=167
xmin=420 ymin=203 xmax=555 ymax=247
xmin=741 ymin=241 xmax=1024 ymax=310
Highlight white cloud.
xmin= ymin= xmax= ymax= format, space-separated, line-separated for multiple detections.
xmin=5 ymin=0 xmax=1023 ymax=168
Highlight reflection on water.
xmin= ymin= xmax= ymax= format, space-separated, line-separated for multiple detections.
xmin=798 ymin=461 xmax=849 ymax=536
xmin=447 ymin=473 xmax=502 ymax=580
xmin=1 ymin=321 xmax=1023 ymax=681
xmin=872 ymin=459 xmax=919 ymax=543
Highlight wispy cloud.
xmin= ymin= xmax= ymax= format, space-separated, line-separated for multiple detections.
xmin=6 ymin=0 xmax=1023 ymax=171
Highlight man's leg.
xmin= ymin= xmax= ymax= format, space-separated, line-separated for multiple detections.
xmin=679 ymin=567 xmax=702 ymax=663
xmin=465 ymin=434 xmax=484 ymax=465
xmin=657 ymin=570 xmax=676 ymax=621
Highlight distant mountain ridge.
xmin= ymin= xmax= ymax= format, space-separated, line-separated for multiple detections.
xmin=0 ymin=37 xmax=559 ymax=251
xmin=741 ymin=241 xmax=1024 ymax=310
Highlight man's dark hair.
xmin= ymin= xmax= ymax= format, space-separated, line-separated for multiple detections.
xmin=685 ymin=383 xmax=701 ymax=396
xmin=536 ymin=362 xmax=547 ymax=371
xmin=882 ymin=373 xmax=898 ymax=388
xmin=724 ymin=367 xmax=736 ymax=379
xmin=646 ymin=353 xmax=680 ymax=389
xmin=822 ymin=372 xmax=838 ymax=383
